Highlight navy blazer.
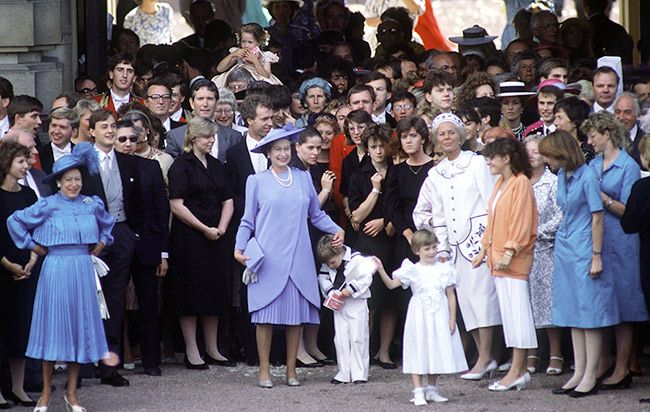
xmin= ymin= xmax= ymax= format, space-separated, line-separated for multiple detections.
xmin=225 ymin=139 xmax=255 ymax=222
xmin=133 ymin=156 xmax=170 ymax=266
xmin=29 ymin=168 xmax=52 ymax=198
xmin=165 ymin=123 xmax=242 ymax=161
xmin=80 ymin=150 xmax=143 ymax=232
xmin=38 ymin=142 xmax=74 ymax=175
xmin=629 ymin=124 xmax=645 ymax=169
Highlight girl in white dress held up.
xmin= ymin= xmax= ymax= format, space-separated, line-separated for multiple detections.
xmin=375 ymin=229 xmax=468 ymax=406
xmin=413 ymin=113 xmax=501 ymax=380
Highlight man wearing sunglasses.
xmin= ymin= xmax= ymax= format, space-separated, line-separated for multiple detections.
xmin=114 ymin=119 xmax=169 ymax=377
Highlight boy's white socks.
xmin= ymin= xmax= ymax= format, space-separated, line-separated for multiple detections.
xmin=410 ymin=387 xmax=427 ymax=406
xmin=425 ymin=385 xmax=449 ymax=403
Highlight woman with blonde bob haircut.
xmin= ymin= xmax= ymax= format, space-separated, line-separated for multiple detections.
xmin=168 ymin=115 xmax=235 ymax=370
xmin=538 ymin=130 xmax=616 ymax=398
xmin=580 ymin=112 xmax=648 ymax=389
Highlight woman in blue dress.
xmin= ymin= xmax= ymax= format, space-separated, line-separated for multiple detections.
xmin=234 ymin=125 xmax=344 ymax=388
xmin=8 ymin=142 xmax=115 ymax=412
xmin=538 ymin=130 xmax=617 ymax=398
xmin=581 ymin=112 xmax=648 ymax=389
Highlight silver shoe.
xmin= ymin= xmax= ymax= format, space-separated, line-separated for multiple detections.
xmin=257 ymin=379 xmax=274 ymax=388
xmin=287 ymin=377 xmax=301 ymax=387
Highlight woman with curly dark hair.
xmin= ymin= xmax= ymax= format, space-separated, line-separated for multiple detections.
xmin=473 ymin=137 xmax=538 ymax=391
xmin=0 ymin=141 xmax=39 ymax=408
xmin=455 ymin=72 xmax=497 ymax=110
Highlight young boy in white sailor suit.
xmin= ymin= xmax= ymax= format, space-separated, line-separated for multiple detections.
xmin=316 ymin=234 xmax=373 ymax=384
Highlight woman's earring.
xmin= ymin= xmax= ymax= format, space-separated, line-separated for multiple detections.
xmin=56 ymin=183 xmax=61 ymax=188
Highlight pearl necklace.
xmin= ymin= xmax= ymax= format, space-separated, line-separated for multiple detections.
xmin=271 ymin=167 xmax=293 ymax=187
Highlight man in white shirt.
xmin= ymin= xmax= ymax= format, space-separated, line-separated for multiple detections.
xmin=364 ymin=72 xmax=394 ymax=126
xmin=347 ymin=84 xmax=376 ymax=116
xmin=94 ymin=53 xmax=140 ymax=114
xmin=0 ymin=76 xmax=13 ymax=139
xmin=592 ymin=66 xmax=619 ymax=113
xmin=39 ymin=107 xmax=76 ymax=174
xmin=614 ymin=92 xmax=644 ymax=167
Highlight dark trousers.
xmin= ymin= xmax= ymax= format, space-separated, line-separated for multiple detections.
xmin=130 ymin=258 xmax=161 ymax=369
xmin=99 ymin=223 xmax=136 ymax=379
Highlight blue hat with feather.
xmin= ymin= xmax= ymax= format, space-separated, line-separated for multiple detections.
xmin=43 ymin=142 xmax=100 ymax=184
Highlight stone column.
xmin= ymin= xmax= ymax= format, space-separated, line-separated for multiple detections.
xmin=0 ymin=0 xmax=76 ymax=107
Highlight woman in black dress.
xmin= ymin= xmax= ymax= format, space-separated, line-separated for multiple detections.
xmin=348 ymin=123 xmax=397 ymax=369
xmin=340 ymin=110 xmax=374 ymax=231
xmin=314 ymin=113 xmax=341 ymax=222
xmin=291 ymin=126 xmax=337 ymax=365
xmin=382 ymin=116 xmax=434 ymax=367
xmin=168 ymin=116 xmax=235 ymax=369
xmin=0 ymin=141 xmax=39 ymax=408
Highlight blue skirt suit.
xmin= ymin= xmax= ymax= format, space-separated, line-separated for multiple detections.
xmin=551 ymin=164 xmax=618 ymax=328
xmin=8 ymin=193 xmax=115 ymax=363
xmin=235 ymin=168 xmax=341 ymax=325
xmin=590 ymin=151 xmax=648 ymax=322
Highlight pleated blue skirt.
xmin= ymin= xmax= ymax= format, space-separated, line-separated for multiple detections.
xmin=26 ymin=245 xmax=108 ymax=363
xmin=251 ymin=278 xmax=320 ymax=325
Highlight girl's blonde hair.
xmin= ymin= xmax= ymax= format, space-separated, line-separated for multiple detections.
xmin=410 ymin=229 xmax=439 ymax=254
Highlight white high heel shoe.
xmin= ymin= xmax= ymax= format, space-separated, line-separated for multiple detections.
xmin=488 ymin=372 xmax=531 ymax=391
xmin=33 ymin=398 xmax=50 ymax=412
xmin=64 ymin=395 xmax=86 ymax=412
xmin=460 ymin=359 xmax=498 ymax=380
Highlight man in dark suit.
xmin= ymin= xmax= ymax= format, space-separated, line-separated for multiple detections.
xmin=39 ymin=107 xmax=76 ymax=174
xmin=364 ymin=71 xmax=396 ymax=126
xmin=143 ymin=79 xmax=183 ymax=149
xmin=224 ymin=93 xmax=274 ymax=364
xmin=166 ymin=79 xmax=242 ymax=161
xmin=82 ymin=109 xmax=143 ymax=387
xmin=175 ymin=0 xmax=215 ymax=49
xmin=113 ymin=118 xmax=170 ymax=376
xmin=585 ymin=0 xmax=633 ymax=65
xmin=614 ymin=92 xmax=646 ymax=168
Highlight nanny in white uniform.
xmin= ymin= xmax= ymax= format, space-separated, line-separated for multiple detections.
xmin=413 ymin=113 xmax=502 ymax=379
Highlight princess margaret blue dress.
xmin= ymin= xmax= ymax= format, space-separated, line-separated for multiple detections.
xmin=7 ymin=193 xmax=115 ymax=363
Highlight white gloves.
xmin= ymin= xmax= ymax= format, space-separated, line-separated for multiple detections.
xmin=242 ymin=268 xmax=258 ymax=285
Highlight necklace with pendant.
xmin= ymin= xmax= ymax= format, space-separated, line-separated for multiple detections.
xmin=408 ymin=163 xmax=423 ymax=175
xmin=271 ymin=167 xmax=293 ymax=187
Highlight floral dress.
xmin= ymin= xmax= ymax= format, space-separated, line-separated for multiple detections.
xmin=529 ymin=168 xmax=562 ymax=327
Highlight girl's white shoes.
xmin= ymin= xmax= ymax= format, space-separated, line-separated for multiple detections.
xmin=425 ymin=385 xmax=448 ymax=402
xmin=410 ymin=388 xmax=427 ymax=406
xmin=411 ymin=386 xmax=448 ymax=406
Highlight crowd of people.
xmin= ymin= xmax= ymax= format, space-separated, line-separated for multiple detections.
xmin=1 ymin=0 xmax=650 ymax=409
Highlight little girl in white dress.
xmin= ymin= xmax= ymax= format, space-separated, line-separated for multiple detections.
xmin=375 ymin=229 xmax=467 ymax=406
xmin=212 ymin=22 xmax=282 ymax=87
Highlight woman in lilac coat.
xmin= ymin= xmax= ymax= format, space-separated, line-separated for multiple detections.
xmin=235 ymin=126 xmax=344 ymax=388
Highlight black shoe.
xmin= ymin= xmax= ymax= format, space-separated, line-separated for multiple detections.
xmin=296 ymin=359 xmax=323 ymax=368
xmin=315 ymin=357 xmax=336 ymax=365
xmin=204 ymin=355 xmax=236 ymax=367
xmin=7 ymin=392 xmax=37 ymax=407
xmin=353 ymin=380 xmax=367 ymax=384
xmin=552 ymin=386 xmax=576 ymax=395
xmin=184 ymin=356 xmax=209 ymax=370
xmin=601 ymin=373 xmax=632 ymax=390
xmin=376 ymin=360 xmax=396 ymax=369
xmin=569 ymin=384 xmax=599 ymax=398
xmin=0 ymin=402 xmax=10 ymax=409
xmin=330 ymin=378 xmax=346 ymax=385
xmin=143 ymin=366 xmax=162 ymax=376
xmin=100 ymin=373 xmax=130 ymax=387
